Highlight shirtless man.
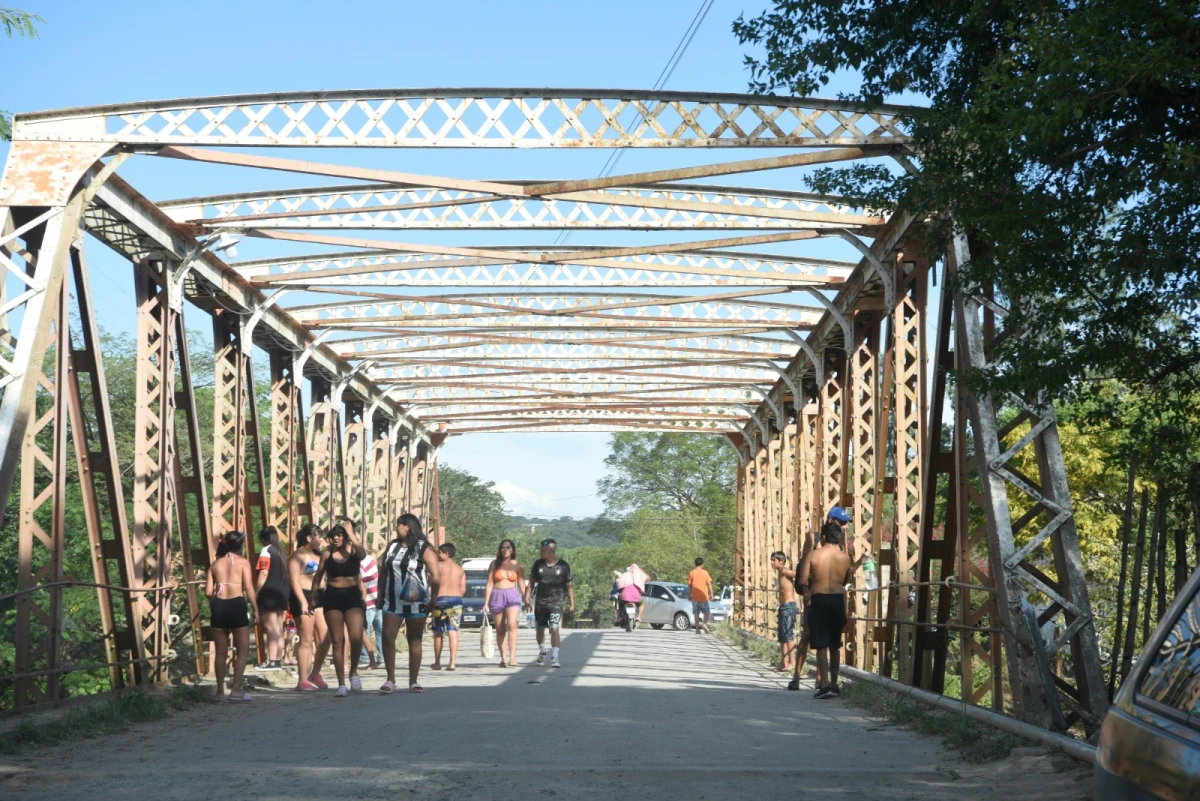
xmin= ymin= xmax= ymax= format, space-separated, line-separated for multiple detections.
xmin=800 ymin=521 xmax=862 ymax=699
xmin=431 ymin=543 xmax=467 ymax=671
xmin=770 ymin=552 xmax=798 ymax=671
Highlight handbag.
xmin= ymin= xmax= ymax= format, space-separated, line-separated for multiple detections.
xmin=480 ymin=615 xmax=495 ymax=660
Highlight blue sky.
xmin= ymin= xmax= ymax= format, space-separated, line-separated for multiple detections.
xmin=2 ymin=0 xmax=879 ymax=519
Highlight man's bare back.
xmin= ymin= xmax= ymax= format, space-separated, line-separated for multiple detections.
xmin=805 ymin=543 xmax=852 ymax=595
xmin=437 ymin=559 xmax=466 ymax=599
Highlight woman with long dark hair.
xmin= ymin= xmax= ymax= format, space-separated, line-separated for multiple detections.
xmin=288 ymin=523 xmax=331 ymax=692
xmin=254 ymin=525 xmax=289 ymax=672
xmin=484 ymin=538 xmax=526 ymax=668
xmin=205 ymin=530 xmax=258 ymax=701
xmin=309 ymin=522 xmax=368 ymax=696
xmin=378 ymin=513 xmax=439 ymax=693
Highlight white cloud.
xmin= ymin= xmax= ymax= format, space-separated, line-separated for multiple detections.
xmin=492 ymin=480 xmax=556 ymax=511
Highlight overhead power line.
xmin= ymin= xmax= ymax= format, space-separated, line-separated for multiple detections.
xmin=552 ymin=0 xmax=716 ymax=249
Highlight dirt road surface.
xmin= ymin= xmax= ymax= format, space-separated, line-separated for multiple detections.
xmin=0 ymin=628 xmax=1092 ymax=800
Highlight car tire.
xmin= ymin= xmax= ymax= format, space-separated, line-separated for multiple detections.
xmin=650 ymin=623 xmax=665 ymax=630
xmin=672 ymin=612 xmax=690 ymax=631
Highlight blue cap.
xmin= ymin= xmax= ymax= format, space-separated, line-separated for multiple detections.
xmin=827 ymin=506 xmax=851 ymax=523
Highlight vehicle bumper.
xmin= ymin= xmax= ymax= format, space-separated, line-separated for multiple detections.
xmin=1094 ymin=763 xmax=1165 ymax=801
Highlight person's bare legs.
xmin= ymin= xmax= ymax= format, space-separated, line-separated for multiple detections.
xmin=230 ymin=627 xmax=250 ymax=698
xmin=324 ymin=608 xmax=347 ymax=688
xmin=344 ymin=607 xmax=365 ymax=681
xmin=432 ymin=630 xmax=444 ymax=669
xmin=816 ymin=647 xmax=829 ymax=690
xmin=260 ymin=610 xmax=283 ymax=661
xmin=382 ymin=612 xmax=403 ymax=687
xmin=407 ymin=616 xmax=426 ymax=688
xmin=495 ymin=610 xmax=509 ymax=665
xmin=448 ymin=629 xmax=458 ymax=669
xmin=830 ymin=645 xmax=841 ymax=688
xmin=508 ymin=606 xmax=523 ymax=661
xmin=779 ymin=639 xmax=794 ymax=671
xmin=295 ymin=613 xmax=315 ymax=682
xmin=212 ymin=629 xmax=229 ymax=698
xmin=311 ymin=608 xmax=331 ymax=682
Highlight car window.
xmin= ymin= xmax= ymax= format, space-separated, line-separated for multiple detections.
xmin=649 ymin=585 xmax=670 ymax=600
xmin=465 ymin=582 xmax=486 ymax=599
xmin=1137 ymin=584 xmax=1200 ymax=720
xmin=668 ymin=584 xmax=689 ymax=598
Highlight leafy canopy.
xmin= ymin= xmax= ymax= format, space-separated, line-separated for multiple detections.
xmin=0 ymin=7 xmax=44 ymax=141
xmin=734 ymin=1 xmax=1200 ymax=404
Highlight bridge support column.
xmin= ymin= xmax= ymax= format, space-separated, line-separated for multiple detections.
xmin=308 ymin=378 xmax=336 ymax=528
xmin=888 ymin=253 xmax=927 ymax=686
xmin=269 ymin=350 xmax=311 ymax=548
xmin=849 ymin=310 xmax=882 ymax=670
xmin=342 ymin=395 xmax=366 ymax=526
xmin=951 ymin=236 xmax=1108 ymax=731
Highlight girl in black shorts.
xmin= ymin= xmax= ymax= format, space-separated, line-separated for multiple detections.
xmin=288 ymin=524 xmax=331 ymax=692
xmin=310 ymin=523 xmax=367 ymax=696
xmin=254 ymin=526 xmax=290 ymax=672
xmin=205 ymin=531 xmax=258 ymax=702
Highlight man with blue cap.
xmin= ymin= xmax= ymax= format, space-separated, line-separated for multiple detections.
xmin=786 ymin=504 xmax=865 ymax=692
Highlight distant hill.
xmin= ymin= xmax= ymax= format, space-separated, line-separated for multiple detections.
xmin=504 ymin=515 xmax=619 ymax=550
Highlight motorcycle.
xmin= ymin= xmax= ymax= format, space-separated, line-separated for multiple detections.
xmin=616 ymin=600 xmax=639 ymax=632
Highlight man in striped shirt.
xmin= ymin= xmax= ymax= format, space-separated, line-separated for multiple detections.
xmin=346 ymin=520 xmax=382 ymax=670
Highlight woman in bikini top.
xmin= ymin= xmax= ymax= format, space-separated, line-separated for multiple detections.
xmin=485 ymin=539 xmax=526 ymax=668
xmin=288 ymin=523 xmax=332 ymax=692
xmin=205 ymin=531 xmax=258 ymax=702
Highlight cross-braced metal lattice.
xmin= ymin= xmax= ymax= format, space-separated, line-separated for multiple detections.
xmin=0 ymin=87 xmax=1104 ymax=738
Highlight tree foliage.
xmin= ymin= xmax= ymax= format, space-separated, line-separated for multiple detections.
xmin=598 ymin=432 xmax=736 ymax=516
xmin=734 ymin=1 xmax=1200 ymax=405
xmin=0 ymin=7 xmax=45 ymax=141
xmin=436 ymin=465 xmax=509 ymax=559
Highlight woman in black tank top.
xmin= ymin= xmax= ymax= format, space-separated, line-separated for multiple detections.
xmin=309 ymin=523 xmax=367 ymax=696
xmin=254 ymin=526 xmax=290 ymax=671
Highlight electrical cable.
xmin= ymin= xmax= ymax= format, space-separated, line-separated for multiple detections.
xmin=552 ymin=0 xmax=716 ymax=249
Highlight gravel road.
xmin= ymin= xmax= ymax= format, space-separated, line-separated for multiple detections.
xmin=0 ymin=628 xmax=1092 ymax=800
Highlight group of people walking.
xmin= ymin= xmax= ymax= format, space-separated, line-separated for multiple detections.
xmin=204 ymin=516 xmax=577 ymax=700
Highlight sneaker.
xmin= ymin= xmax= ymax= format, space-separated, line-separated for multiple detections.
xmin=254 ymin=662 xmax=271 ymax=672
xmin=308 ymin=673 xmax=328 ymax=690
xmin=334 ymin=685 xmax=348 ymax=698
xmin=295 ymin=679 xmax=319 ymax=692
xmin=536 ymin=652 xmax=546 ymax=666
xmin=828 ymin=683 xmax=841 ymax=697
xmin=350 ymin=676 xmax=363 ymax=693
xmin=815 ymin=686 xmax=834 ymax=700
xmin=786 ymin=676 xmax=800 ymax=691
xmin=266 ymin=660 xmax=283 ymax=672
xmin=551 ymin=657 xmax=561 ymax=669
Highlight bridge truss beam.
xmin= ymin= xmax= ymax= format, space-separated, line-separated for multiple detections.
xmin=0 ymin=87 xmax=1105 ymax=742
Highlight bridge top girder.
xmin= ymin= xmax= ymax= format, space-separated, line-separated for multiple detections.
xmin=3 ymin=88 xmax=917 ymax=438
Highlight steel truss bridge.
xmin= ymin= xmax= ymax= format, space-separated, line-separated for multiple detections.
xmin=0 ymin=89 xmax=1105 ymax=736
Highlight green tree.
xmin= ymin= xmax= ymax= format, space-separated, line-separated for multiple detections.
xmin=437 ymin=465 xmax=509 ymax=558
xmin=598 ymin=432 xmax=735 ymax=516
xmin=1 ymin=7 xmax=45 ymax=140
xmin=734 ymin=1 xmax=1200 ymax=406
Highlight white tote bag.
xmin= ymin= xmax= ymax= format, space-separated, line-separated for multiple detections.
xmin=480 ymin=615 xmax=495 ymax=660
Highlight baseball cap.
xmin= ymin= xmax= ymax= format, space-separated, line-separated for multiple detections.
xmin=827 ymin=506 xmax=851 ymax=523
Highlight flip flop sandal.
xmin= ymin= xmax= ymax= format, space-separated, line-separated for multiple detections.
xmin=379 ymin=681 xmax=395 ymax=694
xmin=431 ymin=664 xmax=442 ymax=671
xmin=227 ymin=693 xmax=253 ymax=703
xmin=447 ymin=666 xmax=457 ymax=671
xmin=409 ymin=683 xmax=424 ymax=694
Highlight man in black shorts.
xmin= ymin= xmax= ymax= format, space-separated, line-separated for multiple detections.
xmin=799 ymin=521 xmax=853 ymax=698
xmin=525 ymin=539 xmax=574 ymax=668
